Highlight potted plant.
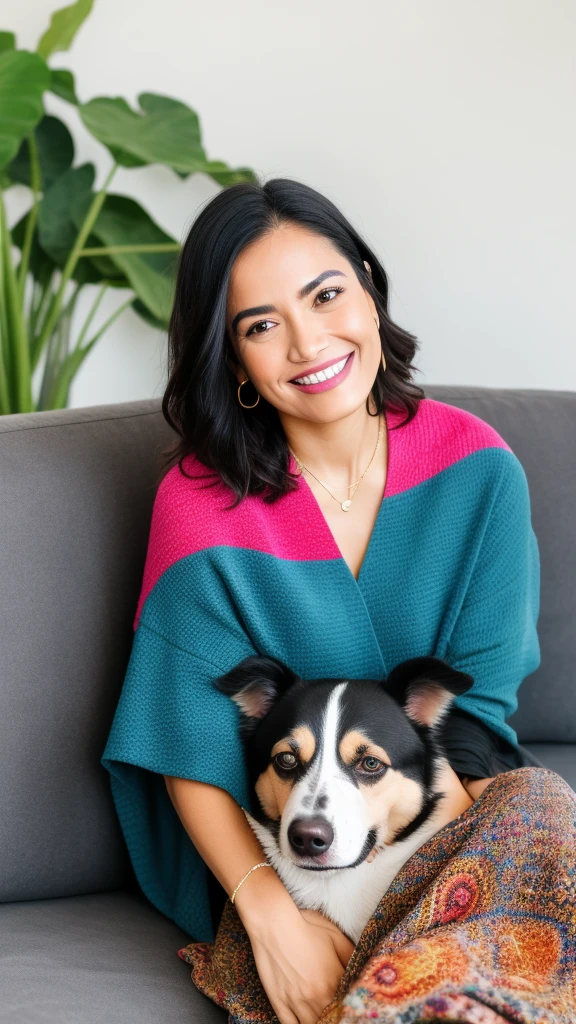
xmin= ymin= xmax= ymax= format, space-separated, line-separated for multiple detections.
xmin=0 ymin=0 xmax=256 ymax=413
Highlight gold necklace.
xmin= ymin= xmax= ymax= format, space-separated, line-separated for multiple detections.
xmin=288 ymin=417 xmax=383 ymax=512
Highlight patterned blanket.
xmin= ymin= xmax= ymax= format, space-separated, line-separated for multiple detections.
xmin=178 ymin=767 xmax=576 ymax=1023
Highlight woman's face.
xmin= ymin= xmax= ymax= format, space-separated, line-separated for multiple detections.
xmin=226 ymin=223 xmax=381 ymax=423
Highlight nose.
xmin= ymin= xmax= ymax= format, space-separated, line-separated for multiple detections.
xmin=288 ymin=816 xmax=334 ymax=857
xmin=287 ymin=313 xmax=328 ymax=363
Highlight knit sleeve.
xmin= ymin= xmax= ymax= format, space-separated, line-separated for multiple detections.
xmin=443 ymin=449 xmax=541 ymax=749
xmin=100 ymin=471 xmax=257 ymax=943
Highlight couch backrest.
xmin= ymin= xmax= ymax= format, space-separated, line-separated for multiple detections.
xmin=0 ymin=387 xmax=574 ymax=902
xmin=0 ymin=399 xmax=175 ymax=902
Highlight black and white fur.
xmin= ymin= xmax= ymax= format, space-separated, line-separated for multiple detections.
xmin=215 ymin=655 xmax=473 ymax=943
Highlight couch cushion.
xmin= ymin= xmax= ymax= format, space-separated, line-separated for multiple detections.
xmin=0 ymin=889 xmax=225 ymax=1024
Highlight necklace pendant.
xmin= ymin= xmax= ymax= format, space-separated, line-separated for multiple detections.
xmin=341 ymin=499 xmax=352 ymax=511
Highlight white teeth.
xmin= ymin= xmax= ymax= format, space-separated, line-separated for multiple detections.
xmin=292 ymin=355 xmax=348 ymax=386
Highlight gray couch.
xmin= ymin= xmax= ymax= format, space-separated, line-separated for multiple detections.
xmin=1 ymin=386 xmax=574 ymax=1023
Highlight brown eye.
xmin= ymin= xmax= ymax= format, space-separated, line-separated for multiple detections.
xmin=274 ymin=752 xmax=298 ymax=772
xmin=358 ymin=756 xmax=384 ymax=774
xmin=316 ymin=286 xmax=344 ymax=304
xmin=246 ymin=319 xmax=275 ymax=337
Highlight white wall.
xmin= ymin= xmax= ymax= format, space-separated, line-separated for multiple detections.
xmin=9 ymin=0 xmax=576 ymax=406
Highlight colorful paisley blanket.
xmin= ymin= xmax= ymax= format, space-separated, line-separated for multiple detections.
xmin=178 ymin=767 xmax=576 ymax=1024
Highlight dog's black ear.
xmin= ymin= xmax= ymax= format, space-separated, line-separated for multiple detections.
xmin=383 ymin=656 xmax=474 ymax=730
xmin=214 ymin=655 xmax=300 ymax=729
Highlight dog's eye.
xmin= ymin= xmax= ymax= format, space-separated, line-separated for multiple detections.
xmin=274 ymin=751 xmax=298 ymax=771
xmin=357 ymin=756 xmax=384 ymax=774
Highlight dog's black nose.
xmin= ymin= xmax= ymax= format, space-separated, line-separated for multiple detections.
xmin=288 ymin=816 xmax=334 ymax=857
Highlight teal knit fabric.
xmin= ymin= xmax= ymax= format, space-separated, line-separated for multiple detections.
xmin=101 ymin=398 xmax=541 ymax=942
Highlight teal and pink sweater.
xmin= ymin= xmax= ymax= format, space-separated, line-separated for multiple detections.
xmin=101 ymin=397 xmax=541 ymax=942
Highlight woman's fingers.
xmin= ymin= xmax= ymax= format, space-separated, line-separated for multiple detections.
xmin=272 ymin=1002 xmax=300 ymax=1024
xmin=299 ymin=907 xmax=355 ymax=966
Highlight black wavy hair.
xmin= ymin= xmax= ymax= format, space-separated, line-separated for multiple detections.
xmin=160 ymin=177 xmax=425 ymax=506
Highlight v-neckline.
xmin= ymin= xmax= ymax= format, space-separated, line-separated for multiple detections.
xmin=288 ymin=404 xmax=405 ymax=587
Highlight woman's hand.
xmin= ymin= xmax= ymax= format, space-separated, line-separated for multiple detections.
xmin=299 ymin=907 xmax=355 ymax=968
xmin=236 ymin=871 xmax=354 ymax=1024
xmin=249 ymin=907 xmax=354 ymax=1024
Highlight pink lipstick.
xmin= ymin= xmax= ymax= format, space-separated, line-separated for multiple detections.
xmin=289 ymin=351 xmax=355 ymax=394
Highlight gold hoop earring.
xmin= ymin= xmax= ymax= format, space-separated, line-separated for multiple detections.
xmin=237 ymin=377 xmax=260 ymax=408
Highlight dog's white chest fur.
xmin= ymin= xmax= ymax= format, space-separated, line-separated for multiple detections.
xmin=247 ymin=811 xmax=440 ymax=944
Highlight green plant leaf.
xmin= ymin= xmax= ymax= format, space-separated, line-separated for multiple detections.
xmin=38 ymin=162 xmax=95 ymax=265
xmin=80 ymin=96 xmax=148 ymax=167
xmin=12 ymin=208 xmax=104 ymax=287
xmin=7 ymin=114 xmax=74 ymax=190
xmin=37 ymin=0 xmax=94 ymax=60
xmin=79 ymin=92 xmax=208 ymax=174
xmin=131 ymin=297 xmax=167 ymax=330
xmin=81 ymin=230 xmax=130 ymax=285
xmin=75 ymin=194 xmax=177 ymax=324
xmin=0 ymin=50 xmax=50 ymax=170
xmin=203 ymin=160 xmax=258 ymax=186
xmin=0 ymin=32 xmax=15 ymax=54
xmin=50 ymin=68 xmax=78 ymax=105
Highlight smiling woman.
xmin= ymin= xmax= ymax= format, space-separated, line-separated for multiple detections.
xmin=161 ymin=178 xmax=424 ymax=506
xmin=101 ymin=177 xmax=548 ymax=1024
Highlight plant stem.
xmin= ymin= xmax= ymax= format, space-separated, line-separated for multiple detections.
xmin=78 ymin=243 xmax=181 ymax=256
xmin=35 ymin=162 xmax=118 ymax=364
xmin=74 ymin=283 xmax=107 ymax=351
xmin=0 ymin=190 xmax=33 ymax=411
xmin=17 ymin=132 xmax=41 ymax=305
xmin=37 ymin=283 xmax=80 ymax=411
xmin=37 ymin=304 xmax=62 ymax=411
xmin=28 ymin=278 xmax=41 ymax=334
xmin=0 ymin=218 xmax=12 ymax=415
xmin=81 ymin=296 xmax=133 ymax=352
xmin=29 ymin=268 xmax=55 ymax=351
xmin=61 ymin=281 xmax=82 ymax=321
xmin=50 ymin=296 xmax=133 ymax=410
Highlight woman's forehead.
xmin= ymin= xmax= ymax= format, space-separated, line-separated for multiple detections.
xmin=228 ymin=225 xmax=344 ymax=300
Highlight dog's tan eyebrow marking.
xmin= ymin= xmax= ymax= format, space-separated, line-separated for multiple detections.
xmin=338 ymin=730 xmax=391 ymax=766
xmin=255 ymin=765 xmax=293 ymax=820
xmin=270 ymin=726 xmax=316 ymax=763
xmin=291 ymin=725 xmax=315 ymax=762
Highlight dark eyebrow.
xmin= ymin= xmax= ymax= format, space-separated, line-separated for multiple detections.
xmin=230 ymin=269 xmax=346 ymax=335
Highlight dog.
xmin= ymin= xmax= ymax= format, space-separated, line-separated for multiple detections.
xmin=214 ymin=654 xmax=474 ymax=943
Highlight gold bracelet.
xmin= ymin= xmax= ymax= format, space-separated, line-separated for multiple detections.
xmin=229 ymin=861 xmax=273 ymax=904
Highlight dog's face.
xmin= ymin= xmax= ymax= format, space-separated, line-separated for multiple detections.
xmin=215 ymin=656 xmax=473 ymax=871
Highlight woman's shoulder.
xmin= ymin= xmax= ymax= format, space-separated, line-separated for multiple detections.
xmin=392 ymin=396 xmax=526 ymax=502
xmin=415 ymin=396 xmax=513 ymax=456
xmin=133 ymin=456 xmax=228 ymax=629
xmin=153 ymin=452 xmax=226 ymax=518
xmin=134 ymin=453 xmax=285 ymax=631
